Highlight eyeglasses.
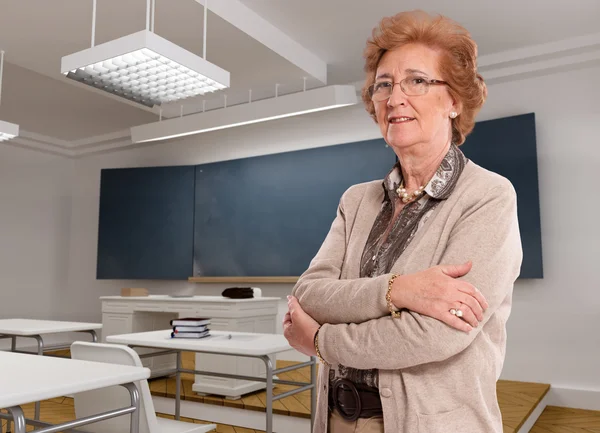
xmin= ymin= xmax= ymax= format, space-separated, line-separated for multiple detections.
xmin=367 ymin=76 xmax=449 ymax=101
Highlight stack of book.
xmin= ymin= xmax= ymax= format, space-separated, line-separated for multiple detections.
xmin=170 ymin=317 xmax=211 ymax=339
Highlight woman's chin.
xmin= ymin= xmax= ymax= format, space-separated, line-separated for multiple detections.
xmin=386 ymin=133 xmax=418 ymax=151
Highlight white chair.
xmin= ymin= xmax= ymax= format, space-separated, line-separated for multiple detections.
xmin=70 ymin=341 xmax=216 ymax=433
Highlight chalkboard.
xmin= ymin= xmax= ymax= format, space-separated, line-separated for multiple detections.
xmin=193 ymin=139 xmax=397 ymax=277
xmin=97 ymin=165 xmax=196 ymax=279
xmin=96 ymin=113 xmax=542 ymax=280
xmin=193 ymin=113 xmax=543 ymax=279
xmin=461 ymin=112 xmax=543 ymax=278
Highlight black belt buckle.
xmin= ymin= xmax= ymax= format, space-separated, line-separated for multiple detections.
xmin=332 ymin=378 xmax=362 ymax=422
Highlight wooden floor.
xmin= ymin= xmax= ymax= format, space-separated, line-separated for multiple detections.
xmin=0 ymin=399 xmax=260 ymax=433
xmin=497 ymin=380 xmax=550 ymax=432
xmin=530 ymin=406 xmax=600 ymax=433
xmin=3 ymin=350 xmax=596 ymax=432
xmin=6 ymin=400 xmax=600 ymax=433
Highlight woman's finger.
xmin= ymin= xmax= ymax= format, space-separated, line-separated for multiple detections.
xmin=283 ymin=312 xmax=292 ymax=326
xmin=441 ymin=310 xmax=473 ymax=333
xmin=456 ymin=292 xmax=484 ymax=322
xmin=288 ymin=297 xmax=299 ymax=314
xmin=452 ymin=302 xmax=479 ymax=328
xmin=457 ymin=282 xmax=488 ymax=311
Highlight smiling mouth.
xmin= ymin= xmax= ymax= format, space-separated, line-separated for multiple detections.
xmin=389 ymin=117 xmax=415 ymax=124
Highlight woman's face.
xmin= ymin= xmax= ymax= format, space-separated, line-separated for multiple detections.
xmin=373 ymin=43 xmax=457 ymax=153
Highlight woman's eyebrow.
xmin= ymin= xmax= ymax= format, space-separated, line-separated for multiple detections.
xmin=375 ymin=69 xmax=430 ymax=80
xmin=375 ymin=72 xmax=393 ymax=81
xmin=405 ymin=68 xmax=429 ymax=76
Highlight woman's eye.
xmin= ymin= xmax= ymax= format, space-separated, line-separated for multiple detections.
xmin=375 ymin=82 xmax=392 ymax=91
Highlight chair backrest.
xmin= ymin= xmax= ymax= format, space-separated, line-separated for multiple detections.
xmin=70 ymin=341 xmax=159 ymax=433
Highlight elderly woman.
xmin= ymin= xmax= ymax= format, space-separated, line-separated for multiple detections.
xmin=283 ymin=10 xmax=522 ymax=433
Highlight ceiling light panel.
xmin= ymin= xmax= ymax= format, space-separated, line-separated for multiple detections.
xmin=61 ymin=30 xmax=230 ymax=108
xmin=131 ymin=85 xmax=357 ymax=143
xmin=0 ymin=120 xmax=19 ymax=142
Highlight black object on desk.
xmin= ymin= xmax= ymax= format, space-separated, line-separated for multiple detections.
xmin=222 ymin=287 xmax=254 ymax=299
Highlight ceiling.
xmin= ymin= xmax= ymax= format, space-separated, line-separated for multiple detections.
xmin=0 ymin=0 xmax=599 ymax=143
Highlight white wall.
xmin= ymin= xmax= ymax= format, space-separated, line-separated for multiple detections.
xmin=63 ymin=64 xmax=599 ymax=385
xmin=0 ymin=145 xmax=73 ymax=320
xmin=478 ymin=66 xmax=600 ymax=391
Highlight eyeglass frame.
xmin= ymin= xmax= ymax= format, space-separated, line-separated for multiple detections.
xmin=367 ymin=76 xmax=450 ymax=101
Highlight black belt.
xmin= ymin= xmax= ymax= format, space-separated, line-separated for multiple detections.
xmin=328 ymin=378 xmax=383 ymax=421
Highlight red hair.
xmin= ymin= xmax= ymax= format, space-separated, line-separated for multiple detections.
xmin=362 ymin=10 xmax=487 ymax=145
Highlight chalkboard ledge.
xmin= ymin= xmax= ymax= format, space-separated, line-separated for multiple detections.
xmin=188 ymin=276 xmax=299 ymax=284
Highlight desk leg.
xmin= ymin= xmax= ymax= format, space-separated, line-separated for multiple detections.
xmin=34 ymin=335 xmax=44 ymax=420
xmin=175 ymin=351 xmax=181 ymax=420
xmin=7 ymin=335 xmax=17 ymax=433
xmin=86 ymin=330 xmax=99 ymax=343
xmin=310 ymin=356 xmax=316 ymax=433
xmin=260 ymin=355 xmax=274 ymax=433
xmin=122 ymin=382 xmax=141 ymax=433
xmin=5 ymin=406 xmax=25 ymax=433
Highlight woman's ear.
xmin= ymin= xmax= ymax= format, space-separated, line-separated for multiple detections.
xmin=450 ymin=93 xmax=463 ymax=114
xmin=450 ymin=95 xmax=462 ymax=117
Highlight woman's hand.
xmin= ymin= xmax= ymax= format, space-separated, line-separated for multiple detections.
xmin=390 ymin=261 xmax=488 ymax=332
xmin=283 ymin=296 xmax=320 ymax=357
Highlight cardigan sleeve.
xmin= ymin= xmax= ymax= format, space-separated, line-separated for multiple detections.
xmin=317 ymin=181 xmax=523 ymax=369
xmin=291 ymin=184 xmax=393 ymax=325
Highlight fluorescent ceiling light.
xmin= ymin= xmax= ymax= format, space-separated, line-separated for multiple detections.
xmin=0 ymin=120 xmax=19 ymax=142
xmin=0 ymin=50 xmax=19 ymax=143
xmin=61 ymin=30 xmax=230 ymax=108
xmin=131 ymin=85 xmax=357 ymax=143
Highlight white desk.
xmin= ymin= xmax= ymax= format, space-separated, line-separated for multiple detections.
xmin=0 ymin=318 xmax=101 ymax=352
xmin=0 ymin=319 xmax=102 ymax=338
xmin=0 ymin=318 xmax=102 ymax=420
xmin=100 ymin=295 xmax=280 ymax=398
xmin=107 ymin=330 xmax=316 ymax=433
xmin=0 ymin=351 xmax=149 ymax=433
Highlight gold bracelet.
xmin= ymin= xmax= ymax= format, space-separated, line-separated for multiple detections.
xmin=386 ymin=274 xmax=402 ymax=318
xmin=314 ymin=326 xmax=330 ymax=365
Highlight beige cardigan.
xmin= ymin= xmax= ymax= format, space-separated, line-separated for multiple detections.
xmin=292 ymin=160 xmax=523 ymax=433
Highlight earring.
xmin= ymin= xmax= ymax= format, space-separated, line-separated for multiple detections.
xmin=450 ymin=111 xmax=458 ymax=119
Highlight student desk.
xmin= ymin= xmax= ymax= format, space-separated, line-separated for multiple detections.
xmin=0 ymin=351 xmax=149 ymax=433
xmin=0 ymin=318 xmax=102 ymax=419
xmin=107 ymin=330 xmax=316 ymax=433
xmin=0 ymin=318 xmax=101 ymax=352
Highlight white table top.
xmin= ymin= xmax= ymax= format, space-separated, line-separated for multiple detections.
xmin=107 ymin=330 xmax=292 ymax=356
xmin=100 ymin=295 xmax=280 ymax=302
xmin=0 ymin=319 xmax=102 ymax=336
xmin=0 ymin=351 xmax=150 ymax=409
